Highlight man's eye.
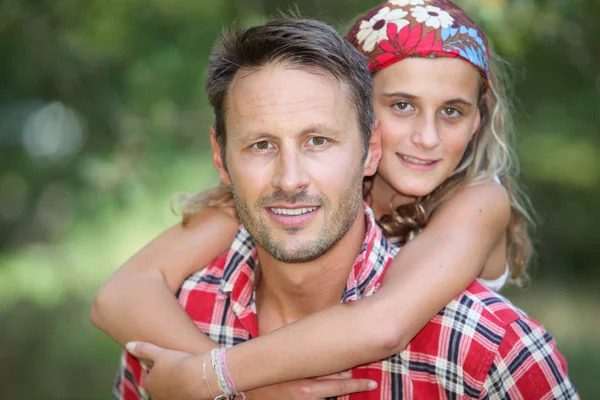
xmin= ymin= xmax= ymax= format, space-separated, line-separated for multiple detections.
xmin=252 ymin=141 xmax=273 ymax=150
xmin=308 ymin=137 xmax=328 ymax=146
xmin=392 ymin=102 xmax=414 ymax=112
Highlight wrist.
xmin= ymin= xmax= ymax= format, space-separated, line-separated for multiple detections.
xmin=188 ymin=353 xmax=216 ymax=399
xmin=206 ymin=348 xmax=246 ymax=400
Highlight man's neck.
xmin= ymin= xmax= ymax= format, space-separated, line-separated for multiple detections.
xmin=255 ymin=204 xmax=367 ymax=334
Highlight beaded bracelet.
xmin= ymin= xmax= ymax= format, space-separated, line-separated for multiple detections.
xmin=208 ymin=348 xmax=246 ymax=400
xmin=201 ymin=354 xmax=217 ymax=399
xmin=218 ymin=348 xmax=246 ymax=400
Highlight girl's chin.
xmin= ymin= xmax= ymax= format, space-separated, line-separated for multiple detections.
xmin=392 ymin=181 xmax=438 ymax=199
xmin=371 ymin=173 xmax=442 ymax=201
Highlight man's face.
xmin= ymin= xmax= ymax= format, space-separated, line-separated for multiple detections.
xmin=212 ymin=64 xmax=379 ymax=263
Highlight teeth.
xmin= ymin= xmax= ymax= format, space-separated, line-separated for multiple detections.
xmin=271 ymin=207 xmax=317 ymax=215
xmin=402 ymin=155 xmax=434 ymax=165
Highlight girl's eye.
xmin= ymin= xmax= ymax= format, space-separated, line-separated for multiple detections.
xmin=308 ymin=137 xmax=328 ymax=146
xmin=392 ymin=102 xmax=414 ymax=112
xmin=441 ymin=107 xmax=462 ymax=117
xmin=252 ymin=141 xmax=273 ymax=150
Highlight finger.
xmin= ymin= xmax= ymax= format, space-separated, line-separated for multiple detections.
xmin=305 ymin=378 xmax=378 ymax=398
xmin=314 ymin=371 xmax=353 ymax=380
xmin=125 ymin=341 xmax=162 ymax=362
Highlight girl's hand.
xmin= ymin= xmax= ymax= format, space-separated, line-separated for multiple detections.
xmin=245 ymin=372 xmax=378 ymax=400
xmin=126 ymin=341 xmax=204 ymax=400
xmin=126 ymin=341 xmax=377 ymax=400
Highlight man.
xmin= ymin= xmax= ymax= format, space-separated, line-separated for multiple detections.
xmin=114 ymin=18 xmax=577 ymax=400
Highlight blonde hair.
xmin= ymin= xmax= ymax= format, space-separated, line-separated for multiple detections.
xmin=370 ymin=52 xmax=535 ymax=288
xmin=172 ymin=183 xmax=234 ymax=226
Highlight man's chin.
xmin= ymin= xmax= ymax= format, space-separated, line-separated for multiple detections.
xmin=270 ymin=251 xmax=324 ymax=264
xmin=262 ymin=240 xmax=329 ymax=264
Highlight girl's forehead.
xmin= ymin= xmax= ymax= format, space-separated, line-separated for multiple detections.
xmin=374 ymin=57 xmax=480 ymax=92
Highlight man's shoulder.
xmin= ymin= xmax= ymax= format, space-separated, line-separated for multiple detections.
xmin=398 ymin=283 xmax=576 ymax=397
xmin=408 ymin=281 xmax=524 ymax=362
xmin=180 ymin=250 xmax=229 ymax=288
xmin=432 ymin=281 xmax=563 ymax=368
xmin=463 ymin=284 xmax=578 ymax=398
xmin=176 ymin=250 xmax=230 ymax=305
xmin=433 ymin=281 xmax=527 ymax=345
xmin=411 ymin=282 xmax=526 ymax=363
xmin=399 ymin=282 xmax=546 ymax=392
xmin=178 ymin=224 xmax=256 ymax=294
xmin=457 ymin=280 xmax=526 ymax=327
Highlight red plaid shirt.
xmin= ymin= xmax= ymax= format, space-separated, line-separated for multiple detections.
xmin=114 ymin=206 xmax=577 ymax=399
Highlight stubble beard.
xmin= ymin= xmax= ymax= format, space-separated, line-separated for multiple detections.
xmin=231 ymin=167 xmax=364 ymax=263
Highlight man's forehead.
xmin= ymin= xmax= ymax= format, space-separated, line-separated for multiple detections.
xmin=230 ymin=64 xmax=344 ymax=104
xmin=224 ymin=64 xmax=356 ymax=138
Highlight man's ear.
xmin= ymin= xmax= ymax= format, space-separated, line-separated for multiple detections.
xmin=363 ymin=120 xmax=382 ymax=177
xmin=210 ymin=127 xmax=232 ymax=186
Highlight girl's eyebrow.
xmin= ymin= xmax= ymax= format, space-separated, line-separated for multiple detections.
xmin=381 ymin=91 xmax=417 ymax=100
xmin=382 ymin=92 xmax=474 ymax=108
xmin=445 ymin=98 xmax=474 ymax=108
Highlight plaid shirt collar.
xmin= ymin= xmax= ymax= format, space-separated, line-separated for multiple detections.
xmin=216 ymin=203 xmax=396 ymax=335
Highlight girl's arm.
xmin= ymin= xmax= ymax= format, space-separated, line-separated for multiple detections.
xmin=90 ymin=206 xmax=239 ymax=354
xmin=211 ymin=180 xmax=512 ymax=391
xmin=95 ymin=203 xmax=378 ymax=399
xmin=97 ymin=179 xmax=509 ymax=394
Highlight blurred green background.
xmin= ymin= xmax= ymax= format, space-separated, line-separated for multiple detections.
xmin=0 ymin=0 xmax=598 ymax=398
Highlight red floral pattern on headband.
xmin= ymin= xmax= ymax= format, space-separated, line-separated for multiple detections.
xmin=374 ymin=22 xmax=451 ymax=68
xmin=346 ymin=0 xmax=490 ymax=83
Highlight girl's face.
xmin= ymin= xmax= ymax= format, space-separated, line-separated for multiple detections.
xmin=371 ymin=57 xmax=482 ymax=208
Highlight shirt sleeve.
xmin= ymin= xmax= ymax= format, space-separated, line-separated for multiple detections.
xmin=480 ymin=317 xmax=579 ymax=399
xmin=112 ymin=349 xmax=151 ymax=400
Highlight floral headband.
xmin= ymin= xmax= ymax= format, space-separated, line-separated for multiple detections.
xmin=346 ymin=0 xmax=490 ymax=84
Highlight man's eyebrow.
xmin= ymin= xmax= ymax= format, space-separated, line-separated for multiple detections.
xmin=240 ymin=124 xmax=340 ymax=143
xmin=299 ymin=123 xmax=340 ymax=136
xmin=239 ymin=132 xmax=279 ymax=143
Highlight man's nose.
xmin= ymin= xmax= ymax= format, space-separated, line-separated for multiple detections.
xmin=271 ymin=148 xmax=310 ymax=194
xmin=411 ymin=113 xmax=441 ymax=149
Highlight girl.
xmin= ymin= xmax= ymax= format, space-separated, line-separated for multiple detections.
xmin=94 ymin=0 xmax=534 ymax=398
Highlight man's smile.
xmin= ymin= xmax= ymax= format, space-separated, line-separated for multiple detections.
xmin=266 ymin=206 xmax=321 ymax=227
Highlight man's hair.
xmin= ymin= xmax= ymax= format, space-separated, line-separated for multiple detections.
xmin=205 ymin=18 xmax=374 ymax=165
